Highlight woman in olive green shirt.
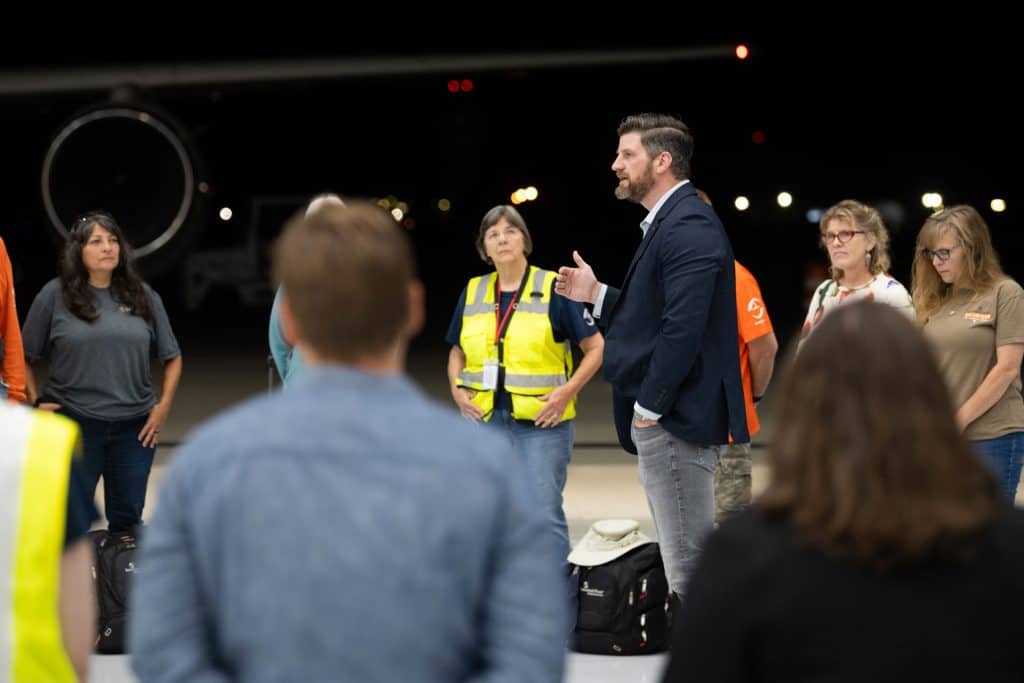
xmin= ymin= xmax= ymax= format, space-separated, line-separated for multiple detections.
xmin=912 ymin=205 xmax=1024 ymax=501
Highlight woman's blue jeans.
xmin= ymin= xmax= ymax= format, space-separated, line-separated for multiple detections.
xmin=487 ymin=409 xmax=574 ymax=563
xmin=973 ymin=431 xmax=1024 ymax=503
xmin=59 ymin=406 xmax=155 ymax=532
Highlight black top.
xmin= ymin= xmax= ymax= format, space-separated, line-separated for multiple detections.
xmin=663 ymin=506 xmax=1024 ymax=682
xmin=65 ymin=456 xmax=98 ymax=547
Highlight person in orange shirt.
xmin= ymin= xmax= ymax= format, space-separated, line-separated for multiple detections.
xmin=716 ymin=261 xmax=778 ymax=520
xmin=0 ymin=236 xmax=26 ymax=402
xmin=692 ymin=189 xmax=778 ymax=520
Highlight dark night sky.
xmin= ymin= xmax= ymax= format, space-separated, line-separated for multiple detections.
xmin=0 ymin=29 xmax=1018 ymax=350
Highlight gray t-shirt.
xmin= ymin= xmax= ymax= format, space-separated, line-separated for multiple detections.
xmin=22 ymin=278 xmax=180 ymax=420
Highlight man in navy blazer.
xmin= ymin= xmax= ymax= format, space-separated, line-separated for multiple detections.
xmin=556 ymin=113 xmax=748 ymax=597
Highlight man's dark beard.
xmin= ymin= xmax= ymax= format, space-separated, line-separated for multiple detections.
xmin=614 ymin=167 xmax=654 ymax=203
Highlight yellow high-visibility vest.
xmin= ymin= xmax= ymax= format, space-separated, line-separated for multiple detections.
xmin=0 ymin=404 xmax=79 ymax=683
xmin=458 ymin=266 xmax=575 ymax=421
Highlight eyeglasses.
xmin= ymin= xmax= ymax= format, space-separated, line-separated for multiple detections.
xmin=820 ymin=230 xmax=865 ymax=246
xmin=920 ymin=244 xmax=962 ymax=263
xmin=484 ymin=227 xmax=522 ymax=242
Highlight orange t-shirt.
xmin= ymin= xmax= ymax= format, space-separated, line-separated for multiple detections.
xmin=0 ymin=237 xmax=26 ymax=402
xmin=735 ymin=262 xmax=773 ymax=436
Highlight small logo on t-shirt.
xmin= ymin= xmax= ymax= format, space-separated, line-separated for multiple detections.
xmin=747 ymin=297 xmax=765 ymax=321
xmin=964 ymin=311 xmax=992 ymax=323
xmin=118 ymin=305 xmax=132 ymax=314
xmin=582 ymin=309 xmax=596 ymax=327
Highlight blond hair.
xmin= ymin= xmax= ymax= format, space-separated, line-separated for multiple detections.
xmin=911 ymin=205 xmax=1006 ymax=324
xmin=819 ymin=200 xmax=891 ymax=281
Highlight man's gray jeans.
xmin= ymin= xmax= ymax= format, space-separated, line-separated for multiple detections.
xmin=631 ymin=419 xmax=720 ymax=596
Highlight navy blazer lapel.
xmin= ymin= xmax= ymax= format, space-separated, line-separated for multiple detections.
xmin=620 ymin=184 xmax=695 ymax=288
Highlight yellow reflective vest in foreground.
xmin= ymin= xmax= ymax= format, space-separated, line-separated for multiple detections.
xmin=0 ymin=404 xmax=79 ymax=683
xmin=458 ymin=266 xmax=576 ymax=421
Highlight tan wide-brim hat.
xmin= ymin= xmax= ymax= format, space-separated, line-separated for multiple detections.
xmin=567 ymin=519 xmax=653 ymax=567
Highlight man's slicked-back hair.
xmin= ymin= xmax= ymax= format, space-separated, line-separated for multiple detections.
xmin=273 ymin=201 xmax=415 ymax=360
xmin=617 ymin=113 xmax=693 ymax=180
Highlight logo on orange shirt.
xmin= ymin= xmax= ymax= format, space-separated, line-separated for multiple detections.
xmin=747 ymin=297 xmax=765 ymax=323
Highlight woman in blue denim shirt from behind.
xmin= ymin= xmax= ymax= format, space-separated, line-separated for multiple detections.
xmin=23 ymin=211 xmax=182 ymax=532
xmin=268 ymin=193 xmax=345 ymax=384
xmin=912 ymin=205 xmax=1024 ymax=501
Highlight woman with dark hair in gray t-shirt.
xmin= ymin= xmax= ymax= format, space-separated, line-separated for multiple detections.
xmin=22 ymin=211 xmax=182 ymax=532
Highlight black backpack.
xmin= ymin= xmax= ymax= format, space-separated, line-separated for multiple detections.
xmin=571 ymin=542 xmax=671 ymax=655
xmin=89 ymin=530 xmax=138 ymax=654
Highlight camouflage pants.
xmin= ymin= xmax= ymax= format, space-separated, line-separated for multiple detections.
xmin=714 ymin=442 xmax=751 ymax=522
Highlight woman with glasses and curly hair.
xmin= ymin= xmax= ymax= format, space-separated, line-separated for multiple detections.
xmin=22 ymin=211 xmax=182 ymax=532
xmin=912 ymin=205 xmax=1024 ymax=501
xmin=800 ymin=199 xmax=913 ymax=346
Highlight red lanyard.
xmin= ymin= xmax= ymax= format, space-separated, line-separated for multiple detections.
xmin=494 ymin=274 xmax=524 ymax=344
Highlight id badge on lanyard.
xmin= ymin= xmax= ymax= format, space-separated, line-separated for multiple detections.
xmin=486 ymin=269 xmax=527 ymax=392
xmin=482 ymin=358 xmax=499 ymax=390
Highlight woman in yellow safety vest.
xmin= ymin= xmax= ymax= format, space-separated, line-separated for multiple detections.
xmin=446 ymin=205 xmax=604 ymax=561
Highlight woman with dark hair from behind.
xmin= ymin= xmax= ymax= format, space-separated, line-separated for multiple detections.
xmin=663 ymin=301 xmax=1023 ymax=682
xmin=268 ymin=192 xmax=345 ymax=383
xmin=22 ymin=211 xmax=182 ymax=533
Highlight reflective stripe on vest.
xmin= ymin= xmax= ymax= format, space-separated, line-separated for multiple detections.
xmin=458 ymin=266 xmax=575 ymax=421
xmin=0 ymin=405 xmax=78 ymax=683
